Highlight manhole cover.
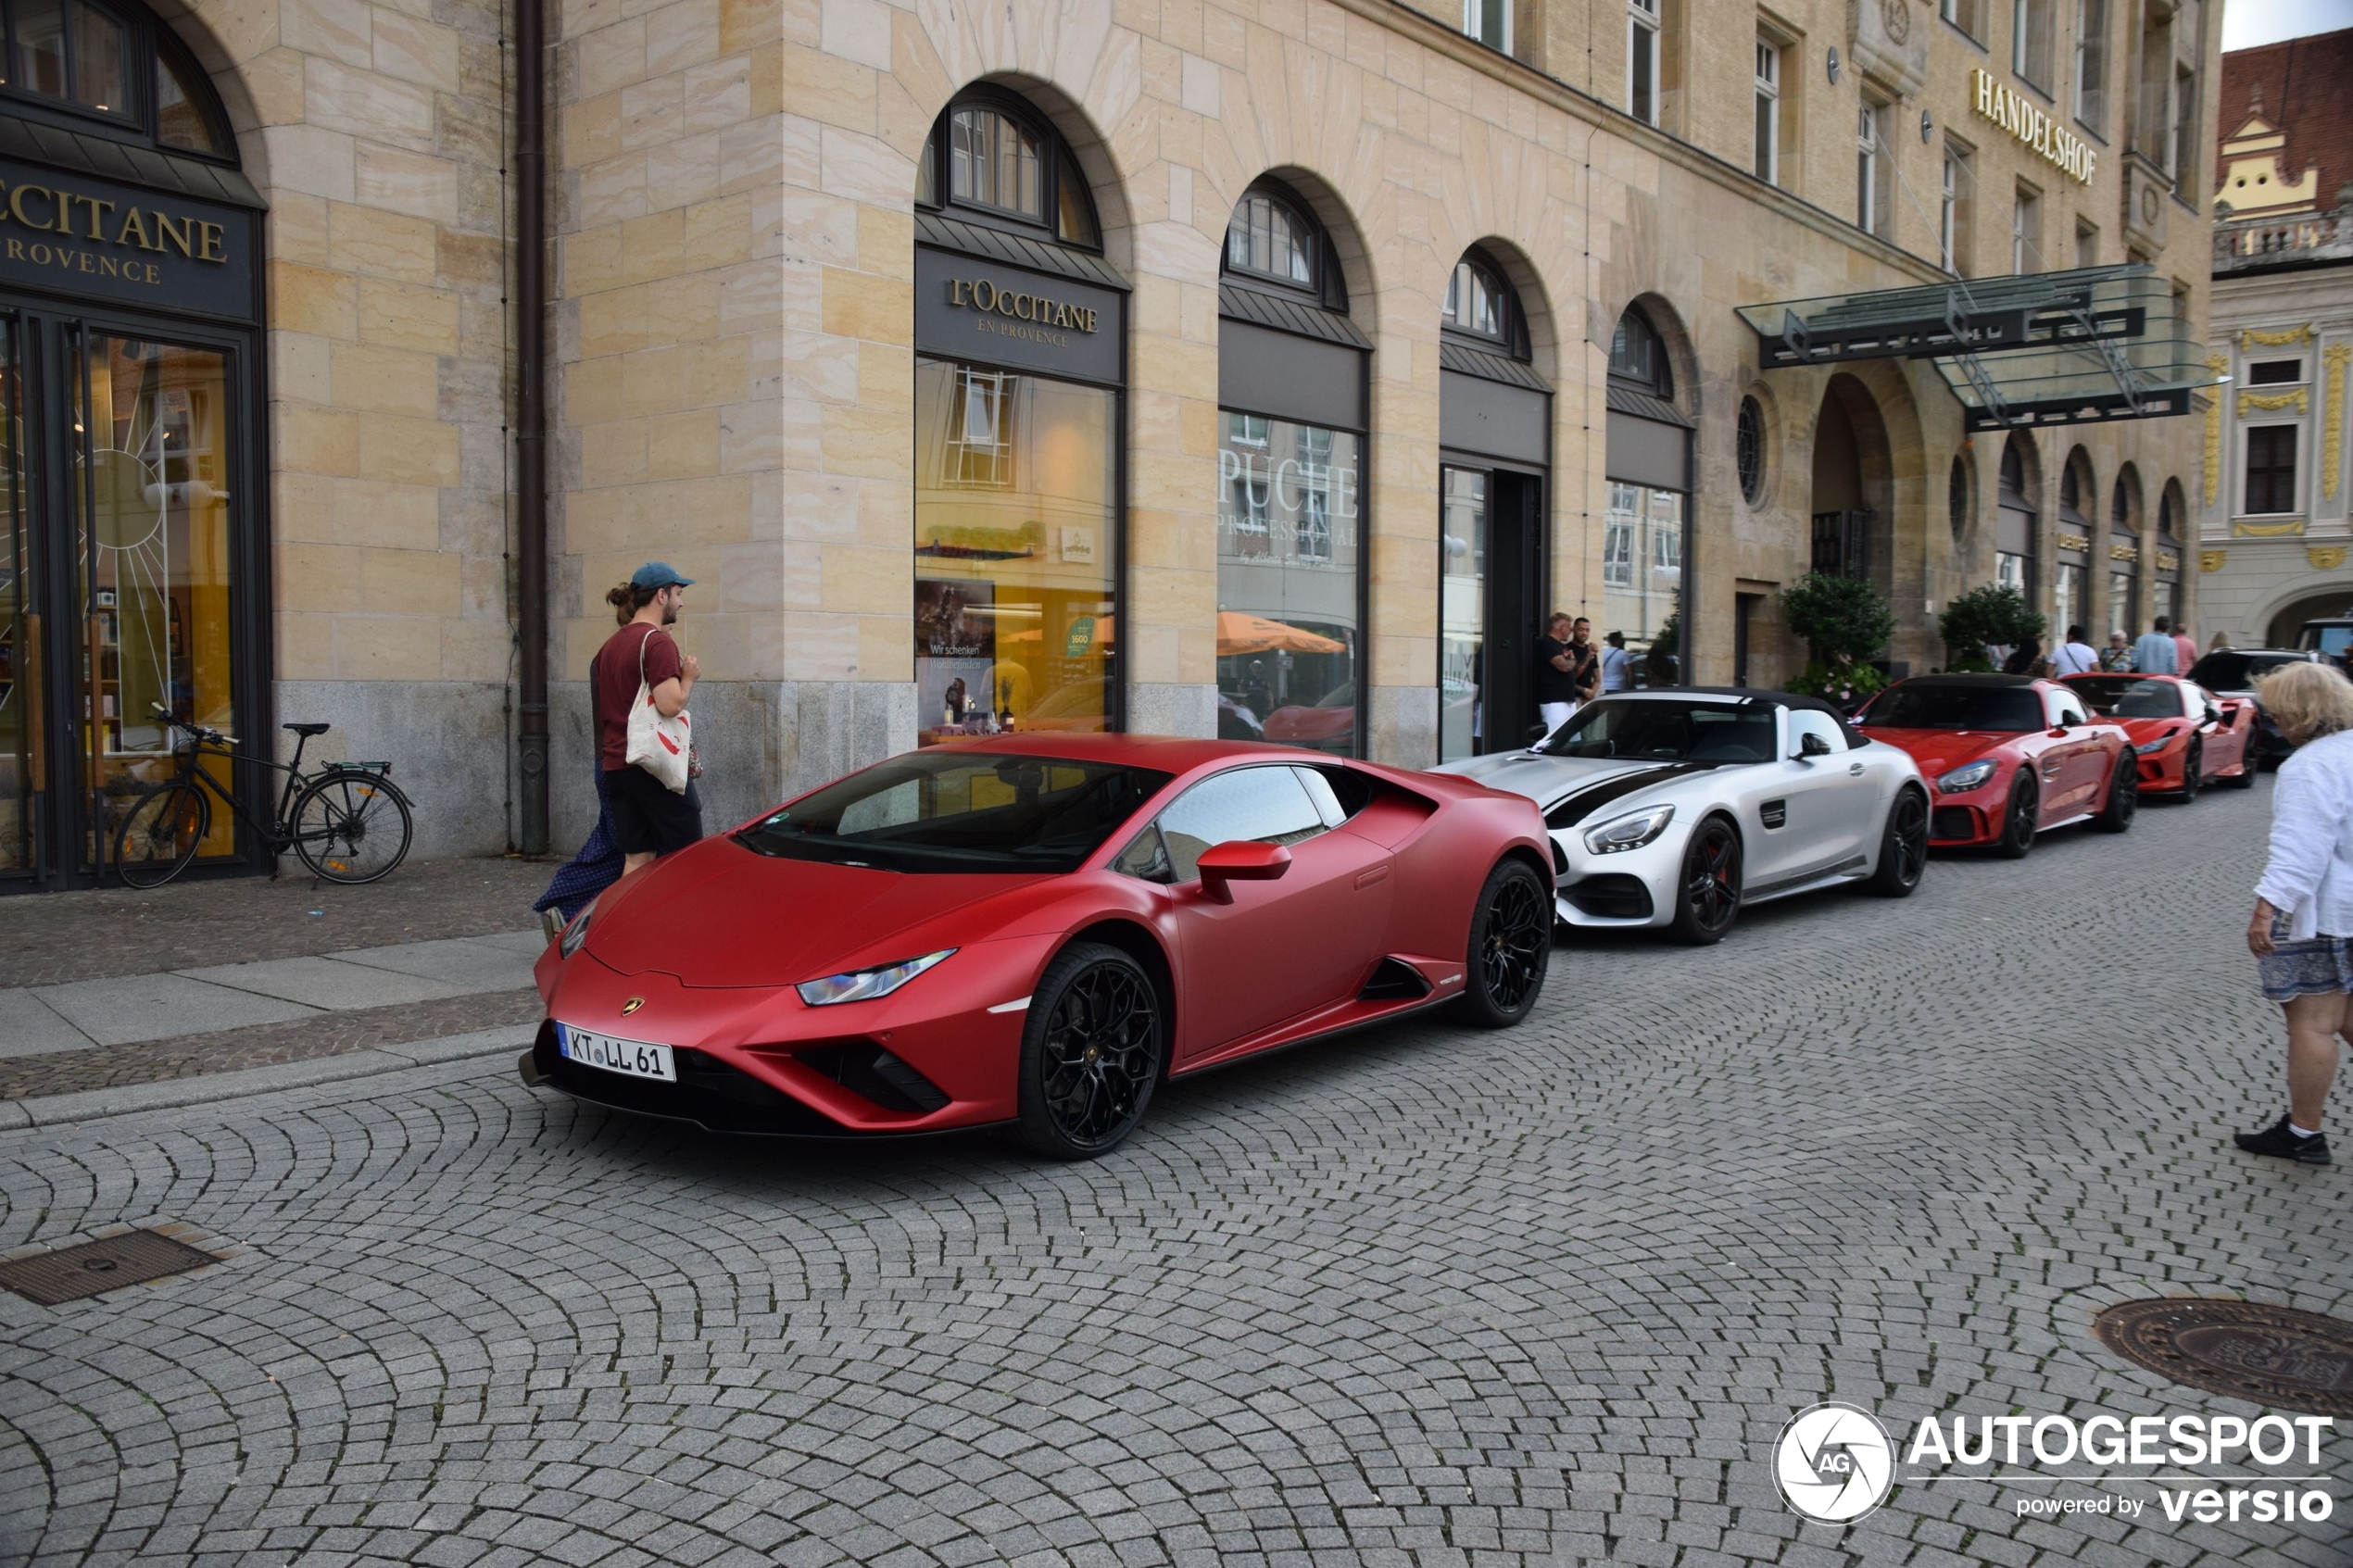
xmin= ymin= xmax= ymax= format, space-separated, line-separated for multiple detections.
xmin=0 ymin=1229 xmax=219 ymax=1306
xmin=2094 ymin=1298 xmax=2353 ymax=1417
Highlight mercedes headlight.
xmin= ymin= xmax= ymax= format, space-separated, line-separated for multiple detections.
xmin=559 ymin=909 xmax=592 ymax=958
xmin=797 ymin=948 xmax=956 ymax=1007
xmin=1936 ymin=760 xmax=1998 ymax=793
xmin=1582 ymin=805 xmax=1675 ymax=855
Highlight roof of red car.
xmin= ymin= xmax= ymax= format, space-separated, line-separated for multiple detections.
xmin=920 ymin=732 xmax=1318 ymax=772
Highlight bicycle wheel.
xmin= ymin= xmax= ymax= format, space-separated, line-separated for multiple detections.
xmin=291 ymin=770 xmax=414 ymax=884
xmin=114 ymin=780 xmax=211 ymax=889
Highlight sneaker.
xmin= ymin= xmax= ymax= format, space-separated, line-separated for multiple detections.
xmin=2233 ymin=1114 xmax=2333 ymax=1165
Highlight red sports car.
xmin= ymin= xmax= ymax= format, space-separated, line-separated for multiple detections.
xmin=525 ymin=735 xmax=1554 ymax=1158
xmin=1854 ymin=673 xmax=2137 ymax=856
xmin=2059 ymin=673 xmax=2258 ymax=799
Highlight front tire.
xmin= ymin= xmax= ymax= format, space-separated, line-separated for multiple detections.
xmin=2176 ymin=741 xmax=2202 ymax=802
xmin=1865 ymin=787 xmax=1928 ymax=897
xmin=2090 ymin=749 xmax=2138 ymax=833
xmin=1669 ymin=817 xmax=1742 ymax=945
xmin=1994 ymin=773 xmax=2038 ymax=859
xmin=1454 ymin=859 xmax=1552 ymax=1027
xmin=114 ymin=780 xmax=209 ymax=889
xmin=1014 ymin=942 xmax=1163 ymax=1160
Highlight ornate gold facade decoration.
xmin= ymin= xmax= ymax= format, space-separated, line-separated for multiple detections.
xmin=2309 ymin=546 xmax=2348 ymax=571
xmin=2325 ymin=344 xmax=2349 ymax=503
xmin=2233 ymin=519 xmax=2308 ymax=537
xmin=2239 ymin=387 xmax=2310 ymax=416
xmin=2157 ymin=551 xmax=2181 ymax=572
xmin=2057 ymin=531 xmax=2091 ymax=552
xmin=2205 ymin=352 xmax=2228 ymax=505
xmin=2109 ymin=542 xmax=2142 ymax=562
xmin=2242 ymin=324 xmax=2315 ymax=347
xmin=2201 ymin=550 xmax=2227 ymax=572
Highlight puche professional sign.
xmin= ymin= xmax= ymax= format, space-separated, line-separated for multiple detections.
xmin=1970 ymin=69 xmax=2096 ymax=185
xmin=914 ymin=247 xmax=1122 ymax=384
xmin=0 ymin=157 xmax=257 ymax=319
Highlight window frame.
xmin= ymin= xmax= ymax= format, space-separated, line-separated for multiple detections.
xmin=1856 ymin=93 xmax=1893 ymax=239
xmin=1608 ymin=307 xmax=1673 ymax=398
xmin=2246 ymin=358 xmax=2306 ymax=387
xmin=1753 ymin=35 xmax=1781 ymax=185
xmin=1220 ymin=176 xmax=1348 ymax=314
xmin=1462 ymin=0 xmax=1511 ymax=53
xmin=1628 ymin=0 xmax=1662 ymax=127
xmin=2011 ymin=182 xmax=2041 ymax=274
xmin=2072 ymin=0 xmax=2107 ymax=134
xmin=2012 ymin=0 xmax=2053 ymax=91
xmin=1941 ymin=140 xmax=1975 ymax=276
xmin=2242 ymin=423 xmax=2300 ymax=518
xmin=0 ymin=0 xmax=237 ymax=163
xmin=1441 ymin=246 xmax=1527 ymax=358
xmin=916 ymin=86 xmax=1104 ymax=253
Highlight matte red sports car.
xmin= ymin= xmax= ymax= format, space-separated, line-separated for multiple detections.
xmin=2059 ymin=673 xmax=2258 ymax=799
xmin=525 ymin=735 xmax=1554 ymax=1158
xmin=1854 ymin=673 xmax=2137 ymax=856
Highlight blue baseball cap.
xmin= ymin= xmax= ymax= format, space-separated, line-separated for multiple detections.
xmin=631 ymin=561 xmax=695 ymax=590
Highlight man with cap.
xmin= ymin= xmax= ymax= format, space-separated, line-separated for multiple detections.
xmin=596 ymin=562 xmax=703 ymax=875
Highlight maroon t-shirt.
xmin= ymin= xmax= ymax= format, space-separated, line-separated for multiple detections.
xmin=593 ymin=622 xmax=682 ymax=771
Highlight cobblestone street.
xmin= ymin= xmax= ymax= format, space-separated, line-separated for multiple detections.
xmin=1 ymin=780 xmax=2346 ymax=1568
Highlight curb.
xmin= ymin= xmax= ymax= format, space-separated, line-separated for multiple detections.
xmin=0 ymin=1024 xmax=536 ymax=1131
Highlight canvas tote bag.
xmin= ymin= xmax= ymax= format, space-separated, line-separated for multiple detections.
xmin=623 ymin=628 xmax=692 ymax=793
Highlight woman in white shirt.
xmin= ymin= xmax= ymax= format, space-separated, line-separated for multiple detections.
xmin=2240 ymin=660 xmax=2353 ymax=1164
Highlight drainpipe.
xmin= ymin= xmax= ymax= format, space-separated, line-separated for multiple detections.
xmin=514 ymin=0 xmax=550 ymax=853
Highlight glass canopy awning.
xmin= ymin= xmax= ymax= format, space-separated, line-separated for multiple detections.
xmin=1736 ymin=264 xmax=2221 ymax=432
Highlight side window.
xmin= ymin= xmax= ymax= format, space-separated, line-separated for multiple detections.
xmin=1110 ymin=823 xmax=1172 ymax=883
xmin=1156 ymin=767 xmax=1327 ymax=884
xmin=2049 ymin=691 xmax=2090 ymax=728
xmin=1786 ymin=709 xmax=1845 ymax=755
xmin=1292 ymin=767 xmax=1350 ymax=828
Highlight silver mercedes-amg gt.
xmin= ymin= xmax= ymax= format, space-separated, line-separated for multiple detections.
xmin=1433 ymin=688 xmax=1931 ymax=943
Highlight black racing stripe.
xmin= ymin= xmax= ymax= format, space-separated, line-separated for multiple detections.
xmin=1542 ymin=762 xmax=1715 ymax=828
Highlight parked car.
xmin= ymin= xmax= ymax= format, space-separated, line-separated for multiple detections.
xmin=2060 ymin=673 xmax=2257 ymax=799
xmin=2296 ymin=614 xmax=2353 ymax=661
xmin=529 ymin=736 xmax=1554 ymax=1158
xmin=1431 ymin=687 xmax=1929 ymax=945
xmin=1855 ymin=674 xmax=2136 ymax=856
xmin=2183 ymin=648 xmax=2323 ymax=769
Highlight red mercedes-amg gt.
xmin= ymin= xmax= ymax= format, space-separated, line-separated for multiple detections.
xmin=2059 ymin=672 xmax=2258 ymax=799
xmin=1854 ymin=673 xmax=2137 ymax=856
xmin=525 ymin=735 xmax=1554 ymax=1158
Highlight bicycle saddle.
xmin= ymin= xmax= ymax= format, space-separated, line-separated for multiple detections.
xmin=283 ymin=721 xmax=332 ymax=736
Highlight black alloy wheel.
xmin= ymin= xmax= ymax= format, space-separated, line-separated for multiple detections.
xmin=2176 ymin=741 xmax=2202 ymax=802
xmin=1865 ymin=787 xmax=1929 ymax=897
xmin=1670 ymin=817 xmax=1743 ymax=945
xmin=114 ymin=780 xmax=210 ymax=889
xmin=1014 ymin=941 xmax=1163 ymax=1160
xmin=1994 ymin=773 xmax=2038 ymax=859
xmin=1455 ymin=859 xmax=1552 ymax=1027
xmin=2090 ymin=748 xmax=2139 ymax=833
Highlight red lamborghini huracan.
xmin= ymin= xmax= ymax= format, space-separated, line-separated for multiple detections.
xmin=524 ymin=735 xmax=1555 ymax=1158
xmin=2059 ymin=672 xmax=2258 ymax=799
xmin=1855 ymin=673 xmax=2137 ymax=856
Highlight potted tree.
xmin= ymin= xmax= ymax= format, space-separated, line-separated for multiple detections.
xmin=1938 ymin=585 xmax=2045 ymax=673
xmin=1780 ymin=572 xmax=1896 ymax=712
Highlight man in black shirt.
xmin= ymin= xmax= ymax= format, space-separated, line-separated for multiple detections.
xmin=1536 ymin=612 xmax=1579 ymax=738
xmin=1567 ymin=617 xmax=1602 ymax=707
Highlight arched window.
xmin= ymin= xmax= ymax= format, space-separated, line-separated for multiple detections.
xmin=1994 ymin=435 xmax=2035 ymax=602
xmin=0 ymin=0 xmax=233 ymax=159
xmin=915 ymin=90 xmax=1099 ymax=248
xmin=2108 ymin=471 xmax=2141 ymax=637
xmin=1220 ymin=179 xmax=1345 ymax=312
xmin=1948 ymin=455 xmax=1971 ymax=541
xmin=2000 ymin=440 xmax=2025 ymax=496
xmin=1737 ymin=396 xmax=1768 ymax=506
xmin=1609 ymin=307 xmax=1671 ymax=398
xmin=1444 ymin=252 xmax=1505 ymax=341
xmin=2055 ymin=450 xmax=2093 ymax=636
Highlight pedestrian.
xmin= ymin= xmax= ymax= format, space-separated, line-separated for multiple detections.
xmin=2208 ymin=632 xmax=2232 ymax=655
xmin=2099 ymin=629 xmax=2133 ymax=671
xmin=1600 ymin=630 xmax=1633 ymax=694
xmin=1535 ymin=612 xmax=1579 ymax=736
xmin=2131 ymin=615 xmax=2180 ymax=674
xmin=2238 ymin=660 xmax=2353 ymax=1165
xmin=1567 ymin=618 xmax=1602 ymax=707
xmin=535 ymin=765 xmax=623 ymax=939
xmin=2001 ymin=635 xmax=2042 ymax=676
xmin=2049 ymin=623 xmax=2100 ymax=676
xmin=2172 ymin=621 xmax=2200 ymax=674
xmin=597 ymin=562 xmax=704 ymax=878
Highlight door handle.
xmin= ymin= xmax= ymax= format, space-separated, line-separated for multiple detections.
xmin=1353 ymin=863 xmax=1390 ymax=891
xmin=1847 ymin=762 xmax=1864 ymax=775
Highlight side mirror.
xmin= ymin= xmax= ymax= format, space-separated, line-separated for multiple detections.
xmin=1526 ymin=721 xmax=1553 ymax=745
xmin=1196 ymin=840 xmax=1292 ymax=904
xmin=1797 ymin=732 xmax=1832 ymax=759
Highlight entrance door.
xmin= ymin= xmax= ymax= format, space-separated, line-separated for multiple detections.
xmin=0 ymin=307 xmax=256 ymax=889
xmin=1438 ymin=462 xmax=1542 ymax=759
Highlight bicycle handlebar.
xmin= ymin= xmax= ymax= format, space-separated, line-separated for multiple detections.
xmin=148 ymin=702 xmax=231 ymax=746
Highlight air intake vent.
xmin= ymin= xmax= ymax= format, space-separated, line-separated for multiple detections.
xmin=1358 ymin=958 xmax=1431 ymax=1001
xmin=796 ymin=1043 xmax=951 ymax=1114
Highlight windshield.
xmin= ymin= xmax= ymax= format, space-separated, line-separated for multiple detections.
xmin=2066 ymin=677 xmax=2183 ymax=720
xmin=1861 ymin=684 xmax=2043 ymax=733
xmin=736 ymin=752 xmax=1173 ymax=873
xmin=2305 ymin=625 xmax=2353 ymax=659
xmin=1540 ymin=699 xmax=1778 ymax=763
xmin=2187 ymin=651 xmax=2305 ymax=690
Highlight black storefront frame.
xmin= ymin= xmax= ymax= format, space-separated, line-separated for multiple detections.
xmin=1436 ymin=446 xmax=1549 ymax=757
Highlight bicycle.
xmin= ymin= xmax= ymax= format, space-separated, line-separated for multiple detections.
xmin=113 ymin=704 xmax=417 ymax=889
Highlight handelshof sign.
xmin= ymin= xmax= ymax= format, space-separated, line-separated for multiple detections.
xmin=0 ymin=157 xmax=256 ymax=319
xmin=1971 ymin=69 xmax=2096 ymax=185
xmin=914 ymin=247 xmax=1122 ymax=384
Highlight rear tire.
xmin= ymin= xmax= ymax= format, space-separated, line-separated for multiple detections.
xmin=1014 ymin=942 xmax=1163 ymax=1160
xmin=2223 ymin=754 xmax=2258 ymax=788
xmin=1865 ymin=787 xmax=1928 ymax=897
xmin=1994 ymin=773 xmax=2038 ymax=859
xmin=1454 ymin=859 xmax=1552 ymax=1027
xmin=292 ymin=770 xmax=414 ymax=884
xmin=1669 ymin=817 xmax=1742 ymax=945
xmin=2090 ymin=749 xmax=2138 ymax=833
xmin=114 ymin=780 xmax=209 ymax=889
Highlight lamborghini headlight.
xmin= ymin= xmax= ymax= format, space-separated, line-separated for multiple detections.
xmin=1582 ymin=805 xmax=1675 ymax=855
xmin=1936 ymin=760 xmax=1998 ymax=793
xmin=559 ymin=909 xmax=592 ymax=959
xmin=796 ymin=948 xmax=957 ymax=1007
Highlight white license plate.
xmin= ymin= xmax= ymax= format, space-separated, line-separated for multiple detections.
xmin=557 ymin=1022 xmax=676 ymax=1083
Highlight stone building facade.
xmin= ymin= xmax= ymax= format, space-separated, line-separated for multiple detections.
xmin=0 ymin=0 xmax=2225 ymax=887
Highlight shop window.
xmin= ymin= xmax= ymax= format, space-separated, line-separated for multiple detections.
xmin=1942 ymin=143 xmax=1974 ymax=275
xmin=2244 ymin=426 xmax=2297 ymax=516
xmin=1629 ymin=0 xmax=1661 ymax=126
xmin=1753 ymin=36 xmax=1780 ymax=184
xmin=941 ymin=369 xmax=1013 ymax=487
xmin=918 ymin=90 xmax=1101 ymax=249
xmin=1996 ymin=551 xmax=2031 ymax=596
xmin=1463 ymin=0 xmax=1509 ymax=52
xmin=1736 ymin=396 xmax=1767 ymax=506
xmin=1604 ymin=483 xmax=1683 ymax=636
xmin=2013 ymin=0 xmax=2053 ymax=91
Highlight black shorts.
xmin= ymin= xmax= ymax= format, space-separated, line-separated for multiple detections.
xmin=604 ymin=766 xmax=704 ymax=857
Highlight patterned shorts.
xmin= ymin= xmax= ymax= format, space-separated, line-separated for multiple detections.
xmin=2258 ymin=933 xmax=2353 ymax=1002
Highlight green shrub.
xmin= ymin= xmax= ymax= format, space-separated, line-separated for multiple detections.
xmin=1939 ymin=585 xmax=2045 ymax=671
xmin=1780 ymin=572 xmax=1895 ymax=665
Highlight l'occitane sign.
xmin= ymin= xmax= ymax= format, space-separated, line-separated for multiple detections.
xmin=1972 ymin=69 xmax=2096 ymax=184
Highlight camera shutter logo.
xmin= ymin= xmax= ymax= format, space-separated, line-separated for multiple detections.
xmin=1774 ymin=1402 xmax=1896 ymax=1524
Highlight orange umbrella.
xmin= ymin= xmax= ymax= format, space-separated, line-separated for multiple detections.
xmin=1216 ymin=610 xmax=1345 ymax=656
